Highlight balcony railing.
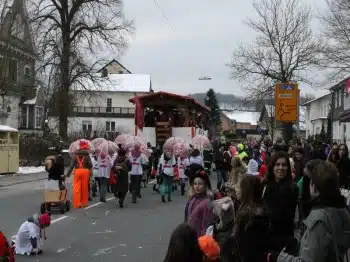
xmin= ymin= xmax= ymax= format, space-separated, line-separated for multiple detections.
xmin=71 ymin=106 xmax=135 ymax=117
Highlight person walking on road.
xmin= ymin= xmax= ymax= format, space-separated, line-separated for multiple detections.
xmin=158 ymin=150 xmax=176 ymax=203
xmin=97 ymin=151 xmax=112 ymax=202
xmin=66 ymin=140 xmax=92 ymax=209
xmin=129 ymin=144 xmax=148 ymax=203
xmin=213 ymin=144 xmax=231 ymax=190
xmin=112 ymin=148 xmax=131 ymax=208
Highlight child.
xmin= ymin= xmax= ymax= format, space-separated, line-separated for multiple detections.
xmin=97 ymin=151 xmax=112 ymax=202
xmin=91 ymin=152 xmax=99 ymax=198
xmin=177 ymin=153 xmax=190 ymax=196
xmin=198 ymin=235 xmax=221 ymax=262
xmin=14 ymin=213 xmax=51 ymax=256
xmin=157 ymin=150 xmax=176 ymax=203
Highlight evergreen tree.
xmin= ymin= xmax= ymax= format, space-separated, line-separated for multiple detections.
xmin=327 ymin=111 xmax=332 ymax=143
xmin=204 ymin=89 xmax=222 ymax=137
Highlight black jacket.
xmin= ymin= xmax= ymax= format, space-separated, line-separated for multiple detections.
xmin=221 ymin=213 xmax=270 ymax=262
xmin=48 ymin=154 xmax=64 ymax=180
xmin=263 ymin=179 xmax=299 ymax=250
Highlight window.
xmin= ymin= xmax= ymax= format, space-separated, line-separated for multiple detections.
xmin=21 ymin=106 xmax=27 ymax=128
xmin=8 ymin=59 xmax=17 ymax=82
xmin=106 ymin=121 xmax=116 ymax=132
xmin=107 ymin=98 xmax=112 ymax=112
xmin=24 ymin=66 xmax=31 ymax=77
xmin=35 ymin=107 xmax=43 ymax=129
xmin=82 ymin=121 xmax=92 ymax=134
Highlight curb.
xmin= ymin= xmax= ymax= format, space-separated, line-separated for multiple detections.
xmin=0 ymin=176 xmax=47 ymax=188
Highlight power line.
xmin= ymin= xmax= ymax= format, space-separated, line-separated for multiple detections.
xmin=153 ymin=0 xmax=175 ymax=32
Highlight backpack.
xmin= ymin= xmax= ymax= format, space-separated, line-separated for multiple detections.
xmin=0 ymin=231 xmax=14 ymax=262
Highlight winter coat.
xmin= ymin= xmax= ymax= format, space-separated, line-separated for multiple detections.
xmin=262 ymin=179 xmax=299 ymax=250
xmin=187 ymin=194 xmax=213 ymax=237
xmin=211 ymin=197 xmax=236 ymax=247
xmin=113 ymin=156 xmax=131 ymax=194
xmin=293 ymin=158 xmax=306 ymax=183
xmin=337 ymin=157 xmax=350 ymax=189
xmin=48 ymin=154 xmax=64 ymax=180
xmin=221 ymin=212 xmax=270 ymax=262
xmin=213 ymin=149 xmax=231 ymax=170
xmin=277 ymin=195 xmax=350 ymax=262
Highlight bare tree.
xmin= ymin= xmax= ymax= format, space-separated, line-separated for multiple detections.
xmin=319 ymin=0 xmax=350 ymax=80
xmin=28 ymin=0 xmax=134 ymax=138
xmin=227 ymin=0 xmax=322 ymax=140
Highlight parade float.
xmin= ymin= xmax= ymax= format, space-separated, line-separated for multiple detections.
xmin=129 ymin=91 xmax=210 ymax=146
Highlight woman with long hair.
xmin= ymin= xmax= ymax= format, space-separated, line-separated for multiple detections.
xmin=337 ymin=143 xmax=350 ymax=189
xmin=221 ymin=175 xmax=270 ymax=262
xmin=267 ymin=160 xmax=350 ymax=262
xmin=262 ymin=151 xmax=298 ymax=251
xmin=229 ymin=156 xmax=246 ymax=185
xmin=327 ymin=148 xmax=339 ymax=164
xmin=163 ymin=223 xmax=203 ymax=262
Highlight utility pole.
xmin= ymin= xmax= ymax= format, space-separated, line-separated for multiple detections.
xmin=296 ymin=89 xmax=300 ymax=138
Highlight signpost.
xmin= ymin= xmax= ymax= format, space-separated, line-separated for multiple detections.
xmin=275 ymin=83 xmax=299 ymax=122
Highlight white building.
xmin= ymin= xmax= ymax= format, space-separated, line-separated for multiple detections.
xmin=47 ymin=60 xmax=151 ymax=137
xmin=303 ymin=93 xmax=331 ymax=138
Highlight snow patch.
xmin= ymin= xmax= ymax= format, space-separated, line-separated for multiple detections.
xmin=18 ymin=166 xmax=45 ymax=174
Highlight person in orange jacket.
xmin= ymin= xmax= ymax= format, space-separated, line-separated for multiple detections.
xmin=66 ymin=141 xmax=92 ymax=208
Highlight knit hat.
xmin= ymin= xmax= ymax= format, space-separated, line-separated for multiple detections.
xmin=198 ymin=235 xmax=220 ymax=260
xmin=247 ymin=159 xmax=259 ymax=176
xmin=189 ymin=170 xmax=212 ymax=189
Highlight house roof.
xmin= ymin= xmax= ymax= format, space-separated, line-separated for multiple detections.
xmin=224 ymin=111 xmax=260 ymax=125
xmin=74 ymin=74 xmax=151 ymax=93
xmin=0 ymin=125 xmax=18 ymax=132
xmin=97 ymin=59 xmax=132 ymax=74
xmin=129 ymin=91 xmax=211 ymax=111
xmin=23 ymin=85 xmax=40 ymax=104
xmin=302 ymin=93 xmax=331 ymax=106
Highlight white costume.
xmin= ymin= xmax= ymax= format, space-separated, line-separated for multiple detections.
xmin=15 ymin=221 xmax=42 ymax=255
xmin=178 ymin=157 xmax=190 ymax=179
xmin=129 ymin=154 xmax=148 ymax=175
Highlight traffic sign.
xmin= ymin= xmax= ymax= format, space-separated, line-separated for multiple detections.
xmin=275 ymin=83 xmax=298 ymax=122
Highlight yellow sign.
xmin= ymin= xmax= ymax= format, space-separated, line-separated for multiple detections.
xmin=275 ymin=83 xmax=298 ymax=122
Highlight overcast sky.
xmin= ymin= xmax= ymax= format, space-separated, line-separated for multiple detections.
xmin=122 ymin=0 xmax=329 ymax=97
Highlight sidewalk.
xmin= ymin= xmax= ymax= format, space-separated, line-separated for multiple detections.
xmin=0 ymin=172 xmax=48 ymax=187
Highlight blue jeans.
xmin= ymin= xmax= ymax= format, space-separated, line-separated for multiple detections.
xmin=216 ymin=169 xmax=228 ymax=190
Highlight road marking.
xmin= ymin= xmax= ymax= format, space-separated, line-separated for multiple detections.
xmin=84 ymin=197 xmax=114 ymax=210
xmin=10 ymin=179 xmax=157 ymax=238
xmin=11 ymin=215 xmax=69 ymax=239
xmin=51 ymin=215 xmax=69 ymax=224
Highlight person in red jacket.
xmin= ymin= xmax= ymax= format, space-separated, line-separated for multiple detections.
xmin=0 ymin=231 xmax=15 ymax=262
xmin=258 ymin=158 xmax=268 ymax=179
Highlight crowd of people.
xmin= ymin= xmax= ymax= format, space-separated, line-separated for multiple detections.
xmin=163 ymin=137 xmax=350 ymax=262
xmin=2 ymin=136 xmax=350 ymax=261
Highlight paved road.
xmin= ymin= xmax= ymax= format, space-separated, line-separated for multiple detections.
xmin=1 ymin=178 xmax=186 ymax=262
